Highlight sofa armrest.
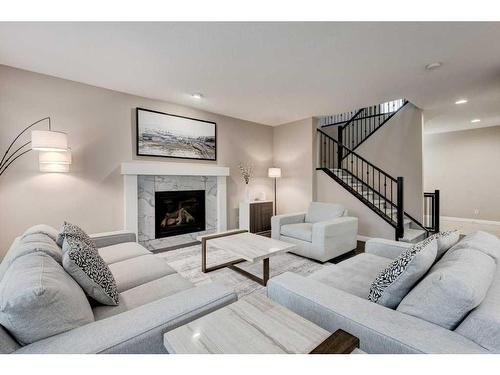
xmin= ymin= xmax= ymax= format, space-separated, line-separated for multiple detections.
xmin=267 ymin=272 xmax=487 ymax=354
xmin=365 ymin=238 xmax=413 ymax=259
xmin=16 ymin=283 xmax=237 ymax=354
xmin=90 ymin=230 xmax=137 ymax=248
xmin=271 ymin=212 xmax=306 ymax=239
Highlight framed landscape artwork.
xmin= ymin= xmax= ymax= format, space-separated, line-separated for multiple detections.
xmin=136 ymin=108 xmax=216 ymax=161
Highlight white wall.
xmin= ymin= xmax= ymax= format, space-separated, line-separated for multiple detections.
xmin=0 ymin=65 xmax=274 ymax=258
xmin=272 ymin=118 xmax=315 ymax=214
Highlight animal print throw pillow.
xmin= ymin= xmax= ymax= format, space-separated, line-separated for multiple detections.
xmin=57 ymin=221 xmax=95 ymax=248
xmin=368 ymin=236 xmax=438 ymax=308
xmin=62 ymin=236 xmax=119 ymax=306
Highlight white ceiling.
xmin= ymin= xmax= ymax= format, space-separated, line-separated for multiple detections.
xmin=1 ymin=22 xmax=500 ymax=130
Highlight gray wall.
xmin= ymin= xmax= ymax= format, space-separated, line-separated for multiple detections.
xmin=424 ymin=126 xmax=500 ymax=221
xmin=272 ymin=118 xmax=315 ymax=214
xmin=0 ymin=65 xmax=274 ymax=258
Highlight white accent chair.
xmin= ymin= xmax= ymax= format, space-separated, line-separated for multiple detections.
xmin=271 ymin=202 xmax=358 ymax=262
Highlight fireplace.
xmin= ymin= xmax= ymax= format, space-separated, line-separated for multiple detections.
xmin=155 ymin=190 xmax=206 ymax=238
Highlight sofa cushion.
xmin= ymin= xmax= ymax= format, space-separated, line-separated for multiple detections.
xmin=455 ymin=265 xmax=500 ymax=352
xmin=309 ymin=253 xmax=392 ymax=298
xmin=17 ymin=233 xmax=63 ymax=263
xmin=305 ymin=202 xmax=345 ymax=223
xmin=57 ymin=221 xmax=94 ymax=248
xmin=398 ymin=247 xmax=496 ymax=330
xmin=92 ymin=273 xmax=194 ymax=320
xmin=0 ymin=325 xmax=20 ymax=354
xmin=62 ymin=237 xmax=119 ymax=306
xmin=21 ymin=224 xmax=60 ymax=243
xmin=448 ymin=231 xmax=500 ymax=262
xmin=0 ymin=232 xmax=62 ymax=282
xmin=368 ymin=237 xmax=437 ymax=308
xmin=108 ymin=254 xmax=177 ymax=293
xmin=280 ymin=223 xmax=313 ymax=242
xmin=98 ymin=242 xmax=151 ymax=265
xmin=0 ymin=252 xmax=94 ymax=345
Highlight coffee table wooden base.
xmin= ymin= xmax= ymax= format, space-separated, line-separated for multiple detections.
xmin=200 ymin=230 xmax=271 ymax=286
xmin=201 ymin=245 xmax=269 ymax=286
xmin=228 ymin=258 xmax=269 ymax=286
xmin=309 ymin=329 xmax=360 ymax=354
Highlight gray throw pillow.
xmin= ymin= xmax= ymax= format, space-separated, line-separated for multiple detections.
xmin=57 ymin=221 xmax=95 ymax=248
xmin=368 ymin=236 xmax=438 ymax=308
xmin=429 ymin=230 xmax=461 ymax=259
xmin=0 ymin=252 xmax=94 ymax=345
xmin=398 ymin=247 xmax=495 ymax=330
xmin=62 ymin=237 xmax=119 ymax=306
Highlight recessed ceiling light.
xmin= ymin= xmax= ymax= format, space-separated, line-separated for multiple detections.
xmin=425 ymin=62 xmax=443 ymax=71
xmin=191 ymin=93 xmax=203 ymax=99
xmin=455 ymin=99 xmax=468 ymax=104
xmin=471 ymin=119 xmax=481 ymax=123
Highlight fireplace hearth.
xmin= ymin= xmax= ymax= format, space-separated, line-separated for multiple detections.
xmin=155 ymin=190 xmax=206 ymax=238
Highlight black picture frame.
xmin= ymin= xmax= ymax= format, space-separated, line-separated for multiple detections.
xmin=136 ymin=107 xmax=217 ymax=161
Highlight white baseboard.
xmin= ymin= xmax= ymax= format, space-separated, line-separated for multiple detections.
xmin=441 ymin=216 xmax=500 ymax=226
xmin=357 ymin=235 xmax=372 ymax=242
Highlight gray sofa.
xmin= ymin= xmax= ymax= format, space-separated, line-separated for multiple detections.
xmin=0 ymin=226 xmax=237 ymax=354
xmin=267 ymin=231 xmax=500 ymax=354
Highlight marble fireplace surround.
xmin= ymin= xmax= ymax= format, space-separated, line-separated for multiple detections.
xmin=121 ymin=161 xmax=229 ymax=251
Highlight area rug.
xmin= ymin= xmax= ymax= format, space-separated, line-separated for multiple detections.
xmin=156 ymin=244 xmax=326 ymax=298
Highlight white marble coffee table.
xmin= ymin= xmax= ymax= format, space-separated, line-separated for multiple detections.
xmin=163 ymin=294 xmax=327 ymax=353
xmin=197 ymin=230 xmax=297 ymax=286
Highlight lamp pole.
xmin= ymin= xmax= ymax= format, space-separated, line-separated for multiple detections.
xmin=0 ymin=117 xmax=51 ymax=177
xmin=274 ymin=177 xmax=277 ymax=215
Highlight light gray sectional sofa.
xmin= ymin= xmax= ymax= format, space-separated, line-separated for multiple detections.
xmin=0 ymin=225 xmax=237 ymax=354
xmin=268 ymin=231 xmax=500 ymax=354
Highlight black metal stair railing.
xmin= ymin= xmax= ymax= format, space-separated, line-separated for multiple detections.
xmin=317 ymin=99 xmax=440 ymax=241
xmin=424 ymin=190 xmax=440 ymax=232
xmin=321 ymin=99 xmax=408 ymax=158
xmin=317 ymin=129 xmax=405 ymax=238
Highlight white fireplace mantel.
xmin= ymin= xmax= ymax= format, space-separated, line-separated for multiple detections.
xmin=121 ymin=161 xmax=230 ymax=236
xmin=121 ymin=161 xmax=230 ymax=177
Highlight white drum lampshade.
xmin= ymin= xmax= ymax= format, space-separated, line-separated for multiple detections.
xmin=38 ymin=149 xmax=72 ymax=173
xmin=39 ymin=163 xmax=70 ymax=173
xmin=31 ymin=130 xmax=68 ymax=151
xmin=268 ymin=167 xmax=282 ymax=178
xmin=38 ymin=150 xmax=72 ymax=164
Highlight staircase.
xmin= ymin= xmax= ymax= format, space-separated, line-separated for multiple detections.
xmin=317 ymin=99 xmax=439 ymax=242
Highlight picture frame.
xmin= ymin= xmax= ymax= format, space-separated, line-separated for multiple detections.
xmin=136 ymin=107 xmax=217 ymax=161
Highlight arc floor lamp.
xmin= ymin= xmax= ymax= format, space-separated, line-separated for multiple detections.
xmin=0 ymin=117 xmax=71 ymax=177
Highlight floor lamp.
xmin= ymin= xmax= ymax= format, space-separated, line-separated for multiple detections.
xmin=268 ymin=167 xmax=281 ymax=215
xmin=0 ymin=117 xmax=71 ymax=177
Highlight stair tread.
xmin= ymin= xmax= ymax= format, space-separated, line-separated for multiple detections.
xmin=329 ymin=168 xmax=403 ymax=223
xmin=401 ymin=228 xmax=426 ymax=242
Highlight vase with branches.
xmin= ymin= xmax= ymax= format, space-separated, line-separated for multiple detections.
xmin=238 ymin=162 xmax=253 ymax=201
